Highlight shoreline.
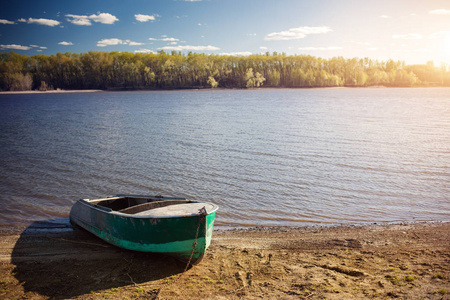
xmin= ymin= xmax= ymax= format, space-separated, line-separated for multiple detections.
xmin=0 ymin=89 xmax=104 ymax=95
xmin=0 ymin=219 xmax=446 ymax=235
xmin=1 ymin=222 xmax=448 ymax=299
xmin=1 ymin=85 xmax=449 ymax=95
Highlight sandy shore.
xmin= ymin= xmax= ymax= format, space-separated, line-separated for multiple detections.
xmin=0 ymin=90 xmax=103 ymax=95
xmin=0 ymin=222 xmax=449 ymax=299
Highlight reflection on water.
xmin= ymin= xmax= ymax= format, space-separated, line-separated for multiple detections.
xmin=0 ymin=88 xmax=449 ymax=228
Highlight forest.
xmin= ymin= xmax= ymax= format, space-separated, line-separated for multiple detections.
xmin=1 ymin=50 xmax=449 ymax=91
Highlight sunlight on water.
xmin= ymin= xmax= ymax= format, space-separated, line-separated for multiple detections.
xmin=0 ymin=88 xmax=449 ymax=228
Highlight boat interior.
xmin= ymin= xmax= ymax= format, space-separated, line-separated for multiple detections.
xmin=86 ymin=195 xmax=192 ymax=215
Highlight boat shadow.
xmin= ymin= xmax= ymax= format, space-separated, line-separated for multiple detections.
xmin=11 ymin=218 xmax=186 ymax=299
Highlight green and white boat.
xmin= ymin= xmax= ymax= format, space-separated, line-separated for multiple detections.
xmin=70 ymin=195 xmax=218 ymax=265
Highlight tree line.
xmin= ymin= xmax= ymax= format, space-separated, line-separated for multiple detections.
xmin=1 ymin=50 xmax=449 ymax=91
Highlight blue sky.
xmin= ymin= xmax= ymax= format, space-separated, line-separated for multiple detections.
xmin=1 ymin=0 xmax=450 ymax=65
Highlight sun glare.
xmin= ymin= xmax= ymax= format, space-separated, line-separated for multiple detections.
xmin=444 ymin=35 xmax=450 ymax=64
xmin=437 ymin=32 xmax=450 ymax=66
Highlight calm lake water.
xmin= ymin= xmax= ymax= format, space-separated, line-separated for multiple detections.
xmin=0 ymin=88 xmax=449 ymax=229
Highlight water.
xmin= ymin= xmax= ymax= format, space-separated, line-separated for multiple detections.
xmin=0 ymin=88 xmax=449 ymax=229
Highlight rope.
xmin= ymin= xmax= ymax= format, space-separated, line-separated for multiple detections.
xmin=155 ymin=206 xmax=207 ymax=299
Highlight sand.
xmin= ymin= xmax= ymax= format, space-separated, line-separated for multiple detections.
xmin=0 ymin=90 xmax=103 ymax=95
xmin=0 ymin=222 xmax=449 ymax=299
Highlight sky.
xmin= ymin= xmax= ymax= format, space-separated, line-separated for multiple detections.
xmin=1 ymin=0 xmax=450 ymax=65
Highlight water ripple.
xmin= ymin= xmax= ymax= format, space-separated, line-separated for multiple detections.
xmin=0 ymin=88 xmax=449 ymax=228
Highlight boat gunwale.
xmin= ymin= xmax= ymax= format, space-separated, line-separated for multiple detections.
xmin=75 ymin=196 xmax=219 ymax=219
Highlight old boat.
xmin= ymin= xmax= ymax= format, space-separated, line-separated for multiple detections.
xmin=70 ymin=195 xmax=218 ymax=265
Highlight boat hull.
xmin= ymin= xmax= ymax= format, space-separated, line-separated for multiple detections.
xmin=70 ymin=199 xmax=217 ymax=264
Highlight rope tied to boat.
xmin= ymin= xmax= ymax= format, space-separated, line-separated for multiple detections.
xmin=155 ymin=206 xmax=207 ymax=299
xmin=183 ymin=206 xmax=207 ymax=271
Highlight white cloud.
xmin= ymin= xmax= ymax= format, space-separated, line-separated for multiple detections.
xmin=18 ymin=17 xmax=60 ymax=27
xmin=159 ymin=45 xmax=219 ymax=51
xmin=429 ymin=9 xmax=450 ymax=15
xmin=29 ymin=45 xmax=47 ymax=49
xmin=260 ymin=46 xmax=268 ymax=50
xmin=183 ymin=0 xmax=202 ymax=2
xmin=66 ymin=13 xmax=118 ymax=26
xmin=0 ymin=19 xmax=15 ymax=24
xmin=148 ymin=37 xmax=180 ymax=42
xmin=66 ymin=14 xmax=91 ymax=26
xmin=0 ymin=44 xmax=31 ymax=50
xmin=128 ymin=41 xmax=144 ymax=46
xmin=89 ymin=13 xmax=119 ymax=24
xmin=97 ymin=39 xmax=145 ymax=47
xmin=298 ymin=46 xmax=342 ymax=51
xmin=135 ymin=49 xmax=156 ymax=53
xmin=97 ymin=38 xmax=123 ymax=47
xmin=59 ymin=41 xmax=73 ymax=45
xmin=379 ymin=15 xmax=390 ymax=18
xmin=265 ymin=26 xmax=332 ymax=41
xmin=219 ymin=52 xmax=252 ymax=56
xmin=392 ymin=33 xmax=423 ymax=40
xmin=162 ymin=37 xmax=179 ymax=42
xmin=135 ymin=14 xmax=159 ymax=22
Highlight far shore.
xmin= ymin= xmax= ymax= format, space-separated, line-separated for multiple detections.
xmin=0 ymin=89 xmax=104 ymax=95
xmin=2 ymin=85 xmax=449 ymax=95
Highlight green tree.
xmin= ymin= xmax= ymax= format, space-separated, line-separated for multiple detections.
xmin=0 ymin=50 xmax=449 ymax=90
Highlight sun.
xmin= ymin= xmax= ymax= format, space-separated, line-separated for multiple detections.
xmin=439 ymin=32 xmax=450 ymax=66
xmin=430 ymin=31 xmax=450 ymax=67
